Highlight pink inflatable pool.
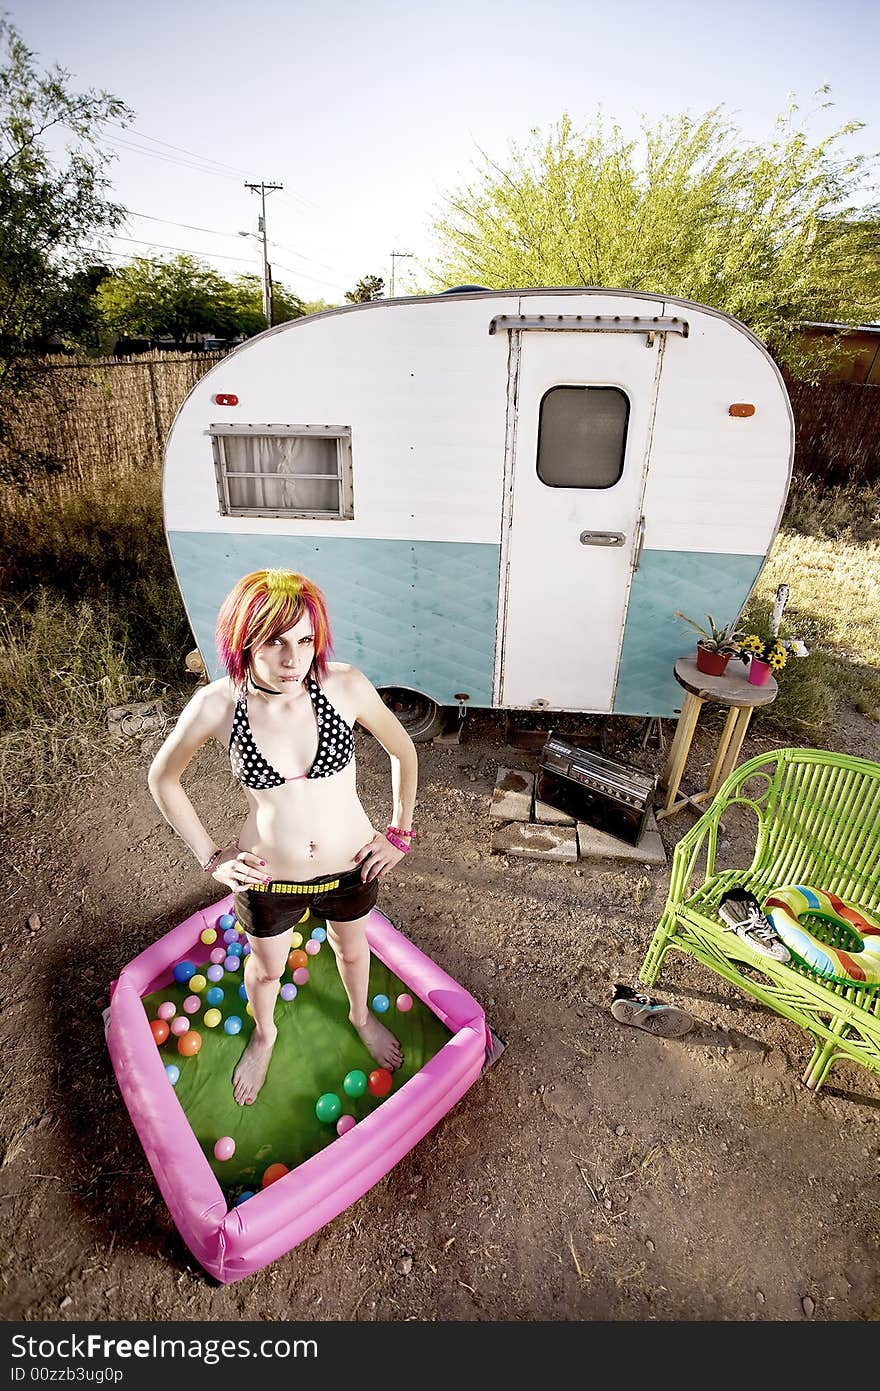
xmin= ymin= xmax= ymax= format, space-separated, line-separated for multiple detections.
xmin=106 ymin=896 xmax=489 ymax=1283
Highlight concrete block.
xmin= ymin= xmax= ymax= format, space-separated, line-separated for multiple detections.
xmin=576 ymin=810 xmax=667 ymax=867
xmin=491 ymin=822 xmax=578 ymax=862
xmin=533 ymin=796 xmax=576 ymax=826
xmin=490 ymin=768 xmax=534 ymax=822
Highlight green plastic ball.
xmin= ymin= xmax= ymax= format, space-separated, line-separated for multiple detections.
xmin=343 ymin=1069 xmax=368 ymax=1099
xmin=315 ymin=1092 xmax=342 ymax=1124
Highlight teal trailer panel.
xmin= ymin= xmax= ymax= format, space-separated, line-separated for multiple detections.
xmin=168 ymin=532 xmax=501 ymax=707
xmin=614 ymin=550 xmax=764 ymax=716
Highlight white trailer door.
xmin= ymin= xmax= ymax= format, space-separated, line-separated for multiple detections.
xmin=500 ymin=325 xmax=663 ymax=711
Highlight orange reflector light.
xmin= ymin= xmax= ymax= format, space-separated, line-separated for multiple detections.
xmin=214 ymin=393 xmax=238 ymax=406
xmin=729 ymin=403 xmax=755 ymax=417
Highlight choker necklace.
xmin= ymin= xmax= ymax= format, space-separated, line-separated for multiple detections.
xmin=248 ymin=679 xmax=283 ymax=696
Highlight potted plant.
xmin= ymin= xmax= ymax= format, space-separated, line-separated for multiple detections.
xmin=675 ymin=612 xmax=744 ymax=676
xmin=740 ymin=630 xmax=808 ymax=685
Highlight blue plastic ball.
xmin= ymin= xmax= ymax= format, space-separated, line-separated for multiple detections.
xmin=164 ymin=1064 xmax=180 ymax=1086
xmin=238 ymin=982 xmax=249 ymax=1002
xmin=227 ymin=941 xmax=244 ymax=957
xmin=224 ymin=1015 xmax=243 ymax=1035
xmin=310 ymin=927 xmax=327 ymax=942
xmin=234 ymin=1190 xmax=255 ymax=1206
xmin=217 ymin=913 xmax=236 ymax=931
xmin=173 ymin=961 xmax=196 ymax=985
xmin=224 ymin=955 xmax=241 ymax=973
xmin=205 ymin=986 xmax=224 ymax=1006
xmin=372 ymin=994 xmax=390 ymax=1014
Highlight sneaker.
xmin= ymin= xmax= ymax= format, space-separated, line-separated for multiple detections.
xmin=610 ymin=984 xmax=694 ymax=1038
xmin=717 ymin=888 xmax=791 ymax=964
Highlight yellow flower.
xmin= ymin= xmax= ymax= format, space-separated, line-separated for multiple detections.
xmin=742 ymin=634 xmax=764 ymax=655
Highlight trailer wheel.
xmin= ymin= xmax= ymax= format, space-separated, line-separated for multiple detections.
xmin=378 ymin=688 xmax=445 ymax=742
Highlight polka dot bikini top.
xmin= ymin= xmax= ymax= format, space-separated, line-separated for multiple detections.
xmin=229 ymin=674 xmax=355 ymax=788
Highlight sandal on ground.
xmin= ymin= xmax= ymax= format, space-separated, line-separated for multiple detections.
xmin=610 ymin=984 xmax=694 ymax=1039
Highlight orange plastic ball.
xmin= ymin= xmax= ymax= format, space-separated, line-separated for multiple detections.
xmin=262 ymin=1162 xmax=289 ymax=1188
xmin=177 ymin=1030 xmax=202 ymax=1057
xmin=150 ymin=1019 xmax=170 ymax=1046
xmin=368 ymin=1068 xmax=393 ymax=1098
xmin=288 ymin=948 xmax=308 ymax=971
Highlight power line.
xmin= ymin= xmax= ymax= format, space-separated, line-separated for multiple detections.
xmin=104 ymin=122 xmax=251 ymax=177
xmin=104 ymin=134 xmax=241 ymax=181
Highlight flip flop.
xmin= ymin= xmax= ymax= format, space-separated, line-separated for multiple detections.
xmin=610 ymin=986 xmax=694 ymax=1039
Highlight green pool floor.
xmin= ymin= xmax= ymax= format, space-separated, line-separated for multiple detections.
xmin=143 ymin=915 xmax=451 ymax=1204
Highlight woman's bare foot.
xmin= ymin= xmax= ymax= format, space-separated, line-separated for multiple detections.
xmin=232 ymin=1028 xmax=277 ymax=1105
xmin=351 ymin=1014 xmax=403 ymax=1070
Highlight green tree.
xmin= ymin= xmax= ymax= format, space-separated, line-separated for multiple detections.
xmin=97 ymin=254 xmax=238 ymax=348
xmin=432 ymin=98 xmax=880 ymax=377
xmin=0 ymin=17 xmax=131 ymax=486
xmin=344 ymin=274 xmax=384 ymax=303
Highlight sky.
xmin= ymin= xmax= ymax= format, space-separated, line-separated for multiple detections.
xmin=9 ymin=0 xmax=880 ymax=305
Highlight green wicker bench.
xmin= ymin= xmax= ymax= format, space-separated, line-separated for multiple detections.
xmin=640 ymin=747 xmax=880 ymax=1091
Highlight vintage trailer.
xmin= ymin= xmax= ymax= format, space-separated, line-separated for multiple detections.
xmin=162 ymin=287 xmax=793 ymax=729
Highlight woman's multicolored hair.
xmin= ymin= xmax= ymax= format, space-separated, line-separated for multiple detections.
xmin=215 ymin=570 xmax=333 ymax=687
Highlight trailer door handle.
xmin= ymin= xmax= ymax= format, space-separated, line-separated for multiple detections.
xmin=579 ymin=531 xmax=625 ymax=547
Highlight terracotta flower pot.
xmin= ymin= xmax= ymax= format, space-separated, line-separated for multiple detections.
xmin=748 ymin=656 xmax=772 ymax=687
xmin=696 ymin=644 xmax=731 ymax=677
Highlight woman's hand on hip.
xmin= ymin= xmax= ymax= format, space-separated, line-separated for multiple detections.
xmin=211 ymin=843 xmax=271 ymax=892
xmin=354 ymin=831 xmax=407 ymax=883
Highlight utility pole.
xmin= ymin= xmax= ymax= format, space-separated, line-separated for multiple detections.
xmin=244 ymin=180 xmax=283 ymax=325
xmin=390 ymin=251 xmax=414 ymax=298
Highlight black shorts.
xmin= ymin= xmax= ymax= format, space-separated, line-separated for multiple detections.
xmin=233 ymin=866 xmax=379 ymax=939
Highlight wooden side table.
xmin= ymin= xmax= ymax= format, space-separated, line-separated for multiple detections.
xmin=657 ymin=656 xmax=778 ymax=820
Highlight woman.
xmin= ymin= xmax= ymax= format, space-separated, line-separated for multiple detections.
xmin=148 ymin=568 xmax=418 ymax=1106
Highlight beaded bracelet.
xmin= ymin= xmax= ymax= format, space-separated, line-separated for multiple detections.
xmin=384 ymin=832 xmax=411 ymax=854
xmin=386 ymin=825 xmax=416 ymax=839
xmin=201 ymin=847 xmax=224 ymax=874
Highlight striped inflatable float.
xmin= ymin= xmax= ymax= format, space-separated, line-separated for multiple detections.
xmin=764 ymin=886 xmax=880 ymax=986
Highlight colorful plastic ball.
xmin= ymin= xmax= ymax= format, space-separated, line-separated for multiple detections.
xmin=305 ymin=939 xmax=321 ymax=956
xmin=164 ymin=1063 xmax=180 ymax=1085
xmin=213 ymin=1136 xmax=236 ymax=1162
xmin=290 ymin=931 xmax=304 ymax=949
xmin=288 ymin=948 xmax=308 ymax=971
xmin=206 ymin=964 xmax=224 ymax=983
xmin=224 ymin=955 xmax=241 ymax=973
xmin=217 ymin=913 xmax=236 ymax=931
xmin=396 ymin=993 xmax=413 ymax=1013
xmin=343 ymin=1069 xmax=368 ymax=1098
xmin=170 ymin=1016 xmax=190 ymax=1036
xmin=210 ymin=947 xmax=226 ymax=965
xmin=173 ymin=961 xmax=196 ymax=985
xmin=234 ymin=1190 xmax=255 ymax=1206
xmin=292 ymin=967 xmax=309 ymax=986
xmin=246 ymin=1002 xmax=254 ymax=1017
xmin=206 ymin=986 xmax=224 ymax=1006
xmin=299 ymin=908 xmax=311 ymax=923
xmin=315 ymin=1093 xmax=342 ymax=1124
xmin=224 ymin=1015 xmax=243 ymax=1035
xmin=227 ymin=941 xmax=244 ymax=957
xmin=177 ymin=1030 xmax=202 ymax=1056
xmin=262 ymin=1163 xmax=289 ymax=1188
xmin=183 ymin=994 xmax=201 ymax=1015
xmin=310 ymin=927 xmax=327 ymax=943
xmin=368 ymin=1068 xmax=393 ymax=1098
xmin=190 ymin=973 xmax=208 ymax=994
xmin=200 ymin=927 xmax=218 ymax=946
xmin=238 ymin=982 xmax=248 ymax=1002
xmin=336 ymin=1114 xmax=356 ymax=1137
xmin=157 ymin=1001 xmax=176 ymax=1021
xmin=242 ymin=943 xmax=251 ymax=956
xmin=223 ymin=928 xmax=238 ymax=945
xmin=371 ymin=994 xmax=390 ymax=1014
xmin=203 ymin=1008 xmax=222 ymax=1029
xmin=150 ymin=1019 xmax=170 ymax=1045
xmin=280 ymin=983 xmax=298 ymax=1002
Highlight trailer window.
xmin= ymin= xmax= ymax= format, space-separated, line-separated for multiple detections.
xmin=537 ymin=386 xmax=628 ymax=488
xmin=209 ymin=426 xmax=354 ymax=519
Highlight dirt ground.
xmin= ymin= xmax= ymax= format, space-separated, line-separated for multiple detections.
xmin=1 ymin=701 xmax=879 ymax=1323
